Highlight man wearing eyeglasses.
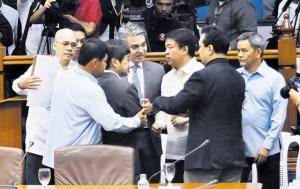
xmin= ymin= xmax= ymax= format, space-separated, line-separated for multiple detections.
xmin=144 ymin=0 xmax=181 ymax=52
xmin=12 ymin=28 xmax=77 ymax=185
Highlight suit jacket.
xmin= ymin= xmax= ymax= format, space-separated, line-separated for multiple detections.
xmin=123 ymin=60 xmax=165 ymax=156
xmin=153 ymin=58 xmax=246 ymax=170
xmin=0 ymin=13 xmax=13 ymax=47
xmin=98 ymin=71 xmax=143 ymax=173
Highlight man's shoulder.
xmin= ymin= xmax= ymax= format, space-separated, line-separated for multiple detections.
xmin=143 ymin=60 xmax=164 ymax=71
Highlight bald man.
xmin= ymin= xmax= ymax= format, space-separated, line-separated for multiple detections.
xmin=12 ymin=28 xmax=77 ymax=185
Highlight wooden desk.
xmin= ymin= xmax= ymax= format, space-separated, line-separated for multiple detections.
xmin=0 ymin=96 xmax=26 ymax=148
xmin=17 ymin=183 xmax=262 ymax=189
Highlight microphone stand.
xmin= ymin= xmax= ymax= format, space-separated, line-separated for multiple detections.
xmin=194 ymin=179 xmax=218 ymax=189
xmin=148 ymin=139 xmax=210 ymax=182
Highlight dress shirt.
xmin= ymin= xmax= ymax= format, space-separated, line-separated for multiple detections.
xmin=0 ymin=2 xmax=18 ymax=55
xmin=12 ymin=58 xmax=77 ymax=156
xmin=128 ymin=62 xmax=145 ymax=97
xmin=17 ymin=0 xmax=44 ymax=55
xmin=237 ymin=61 xmax=288 ymax=157
xmin=155 ymin=57 xmax=204 ymax=159
xmin=42 ymin=67 xmax=141 ymax=168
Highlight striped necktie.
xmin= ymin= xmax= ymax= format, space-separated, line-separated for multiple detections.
xmin=132 ymin=64 xmax=142 ymax=98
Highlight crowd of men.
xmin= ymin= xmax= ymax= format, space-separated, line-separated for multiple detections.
xmin=0 ymin=0 xmax=296 ymax=189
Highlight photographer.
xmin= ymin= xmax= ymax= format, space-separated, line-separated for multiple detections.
xmin=30 ymin=0 xmax=102 ymax=38
xmin=144 ymin=0 xmax=181 ymax=52
xmin=289 ymin=89 xmax=300 ymax=113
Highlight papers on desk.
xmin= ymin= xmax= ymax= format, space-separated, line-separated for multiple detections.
xmin=27 ymin=55 xmax=60 ymax=107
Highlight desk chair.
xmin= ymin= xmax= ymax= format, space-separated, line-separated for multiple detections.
xmin=0 ymin=147 xmax=24 ymax=185
xmin=280 ymin=132 xmax=300 ymax=189
xmin=54 ymin=144 xmax=135 ymax=185
xmin=251 ymin=132 xmax=300 ymax=188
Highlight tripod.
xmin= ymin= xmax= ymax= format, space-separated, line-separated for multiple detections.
xmin=36 ymin=26 xmax=58 ymax=54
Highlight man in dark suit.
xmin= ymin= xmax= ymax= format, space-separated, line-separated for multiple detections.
xmin=143 ymin=25 xmax=246 ymax=182
xmin=0 ymin=12 xmax=13 ymax=47
xmin=97 ymin=39 xmax=144 ymax=182
xmin=118 ymin=22 xmax=165 ymax=183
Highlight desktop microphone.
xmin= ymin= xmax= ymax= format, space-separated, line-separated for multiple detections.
xmin=148 ymin=139 xmax=210 ymax=182
xmin=194 ymin=179 xmax=218 ymax=189
xmin=0 ymin=141 xmax=34 ymax=189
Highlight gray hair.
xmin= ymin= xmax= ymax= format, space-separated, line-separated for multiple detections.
xmin=117 ymin=22 xmax=147 ymax=41
xmin=237 ymin=32 xmax=265 ymax=57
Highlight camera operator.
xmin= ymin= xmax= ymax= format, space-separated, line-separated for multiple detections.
xmin=144 ymin=0 xmax=181 ymax=52
xmin=30 ymin=0 xmax=102 ymax=38
xmin=206 ymin=0 xmax=257 ymax=50
xmin=289 ymin=88 xmax=300 ymax=113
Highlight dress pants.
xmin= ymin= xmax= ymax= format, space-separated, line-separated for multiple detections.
xmin=184 ymin=167 xmax=242 ymax=183
xmin=241 ymin=153 xmax=280 ymax=189
xmin=25 ymin=152 xmax=54 ymax=185
xmin=136 ymin=129 xmax=161 ymax=183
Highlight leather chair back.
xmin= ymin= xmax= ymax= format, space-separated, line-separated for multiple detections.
xmin=0 ymin=147 xmax=24 ymax=185
xmin=54 ymin=144 xmax=135 ymax=185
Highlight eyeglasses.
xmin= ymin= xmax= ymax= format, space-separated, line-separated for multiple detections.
xmin=56 ymin=41 xmax=77 ymax=48
xmin=156 ymin=2 xmax=173 ymax=9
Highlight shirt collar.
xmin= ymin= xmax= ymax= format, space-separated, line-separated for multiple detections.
xmin=74 ymin=66 xmax=98 ymax=84
xmin=104 ymin=70 xmax=120 ymax=79
xmin=238 ymin=60 xmax=268 ymax=77
xmin=179 ymin=57 xmax=198 ymax=74
xmin=129 ymin=61 xmax=143 ymax=70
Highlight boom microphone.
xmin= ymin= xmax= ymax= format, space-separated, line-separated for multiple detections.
xmin=148 ymin=139 xmax=210 ymax=182
xmin=0 ymin=141 xmax=34 ymax=189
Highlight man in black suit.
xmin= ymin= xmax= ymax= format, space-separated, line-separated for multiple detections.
xmin=118 ymin=22 xmax=165 ymax=183
xmin=143 ymin=25 xmax=246 ymax=183
xmin=98 ymin=39 xmax=148 ymax=183
xmin=0 ymin=13 xmax=13 ymax=47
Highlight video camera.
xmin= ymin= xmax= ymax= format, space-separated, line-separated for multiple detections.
xmin=280 ymin=75 xmax=300 ymax=99
xmin=43 ymin=0 xmax=77 ymax=28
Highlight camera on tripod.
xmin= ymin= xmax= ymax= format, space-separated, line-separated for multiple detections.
xmin=44 ymin=0 xmax=77 ymax=28
xmin=280 ymin=75 xmax=300 ymax=99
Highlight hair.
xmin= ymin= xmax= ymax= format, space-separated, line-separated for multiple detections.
xmin=201 ymin=25 xmax=230 ymax=55
xmin=237 ymin=32 xmax=265 ymax=57
xmin=67 ymin=23 xmax=85 ymax=34
xmin=78 ymin=39 xmax=108 ymax=66
xmin=117 ymin=22 xmax=147 ymax=41
xmin=165 ymin=28 xmax=196 ymax=57
xmin=105 ymin=39 xmax=130 ymax=69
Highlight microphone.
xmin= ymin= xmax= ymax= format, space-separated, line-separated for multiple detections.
xmin=194 ymin=179 xmax=218 ymax=189
xmin=148 ymin=139 xmax=210 ymax=182
xmin=282 ymin=0 xmax=293 ymax=13
xmin=276 ymin=0 xmax=293 ymax=27
xmin=0 ymin=141 xmax=34 ymax=189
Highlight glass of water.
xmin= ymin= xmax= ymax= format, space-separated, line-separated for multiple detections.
xmin=38 ymin=168 xmax=51 ymax=189
xmin=164 ymin=163 xmax=175 ymax=188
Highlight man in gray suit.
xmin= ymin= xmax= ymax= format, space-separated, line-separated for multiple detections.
xmin=118 ymin=22 xmax=165 ymax=183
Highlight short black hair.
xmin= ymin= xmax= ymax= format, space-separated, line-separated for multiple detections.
xmin=68 ymin=23 xmax=85 ymax=34
xmin=165 ymin=28 xmax=196 ymax=57
xmin=201 ymin=25 xmax=230 ymax=55
xmin=105 ymin=39 xmax=130 ymax=69
xmin=78 ymin=39 xmax=108 ymax=66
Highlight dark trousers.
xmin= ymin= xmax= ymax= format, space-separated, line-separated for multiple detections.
xmin=241 ymin=153 xmax=280 ymax=189
xmin=25 ymin=153 xmax=54 ymax=185
xmin=136 ymin=130 xmax=161 ymax=183
xmin=165 ymin=159 xmax=184 ymax=183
